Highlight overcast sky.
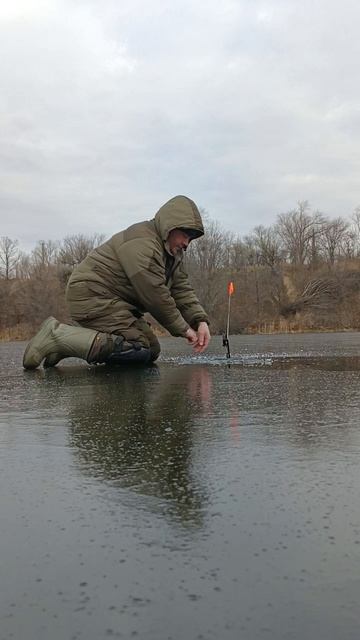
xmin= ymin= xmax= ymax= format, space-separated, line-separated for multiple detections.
xmin=1 ymin=0 xmax=359 ymax=250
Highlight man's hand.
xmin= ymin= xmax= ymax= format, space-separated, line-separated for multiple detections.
xmin=185 ymin=322 xmax=211 ymax=353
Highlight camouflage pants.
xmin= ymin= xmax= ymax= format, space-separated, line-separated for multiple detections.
xmin=66 ymin=282 xmax=161 ymax=362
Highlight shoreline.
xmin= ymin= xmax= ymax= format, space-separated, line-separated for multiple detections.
xmin=2 ymin=326 xmax=360 ymax=343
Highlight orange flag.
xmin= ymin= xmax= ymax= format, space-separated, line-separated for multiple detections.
xmin=227 ymin=281 xmax=235 ymax=296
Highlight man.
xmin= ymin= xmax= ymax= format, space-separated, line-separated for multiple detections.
xmin=23 ymin=195 xmax=211 ymax=368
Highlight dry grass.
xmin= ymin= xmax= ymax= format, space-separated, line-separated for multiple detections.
xmin=0 ymin=324 xmax=34 ymax=341
xmin=1 ymin=319 xmax=359 ymax=342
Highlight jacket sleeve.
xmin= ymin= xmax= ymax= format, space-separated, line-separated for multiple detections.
xmin=170 ymin=263 xmax=210 ymax=329
xmin=119 ymin=239 xmax=190 ymax=337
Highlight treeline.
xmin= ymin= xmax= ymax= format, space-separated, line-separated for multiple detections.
xmin=2 ymin=201 xmax=360 ymax=340
xmin=0 ymin=233 xmax=105 ymax=339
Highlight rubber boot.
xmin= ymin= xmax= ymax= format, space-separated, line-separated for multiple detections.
xmin=44 ymin=336 xmax=152 ymax=367
xmin=23 ymin=317 xmax=113 ymax=370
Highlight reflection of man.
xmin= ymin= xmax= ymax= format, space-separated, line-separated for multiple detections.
xmin=65 ymin=365 xmax=212 ymax=524
xmin=23 ymin=195 xmax=211 ymax=369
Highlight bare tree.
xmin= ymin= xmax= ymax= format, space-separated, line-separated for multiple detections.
xmin=341 ymin=230 xmax=357 ymax=259
xmin=351 ymin=206 xmax=360 ymax=234
xmin=350 ymin=206 xmax=360 ymax=256
xmin=57 ymin=233 xmax=106 ymax=284
xmin=280 ymin=278 xmax=340 ymax=317
xmin=0 ymin=236 xmax=19 ymax=279
xmin=229 ymin=237 xmax=249 ymax=270
xmin=253 ymin=225 xmax=283 ymax=269
xmin=32 ymin=240 xmax=59 ymax=269
xmin=242 ymin=235 xmax=262 ymax=267
xmin=15 ymin=252 xmax=32 ymax=279
xmin=187 ymin=219 xmax=231 ymax=273
xmin=58 ymin=233 xmax=105 ymax=270
xmin=318 ymin=218 xmax=349 ymax=265
xmin=276 ymin=201 xmax=324 ymax=265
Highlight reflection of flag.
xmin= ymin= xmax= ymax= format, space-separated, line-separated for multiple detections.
xmin=227 ymin=281 xmax=235 ymax=296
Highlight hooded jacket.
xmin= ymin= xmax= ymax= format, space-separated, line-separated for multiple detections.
xmin=66 ymin=195 xmax=209 ymax=337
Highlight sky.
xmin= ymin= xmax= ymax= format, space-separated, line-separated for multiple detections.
xmin=1 ymin=0 xmax=360 ymax=250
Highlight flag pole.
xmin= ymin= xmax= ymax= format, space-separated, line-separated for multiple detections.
xmin=223 ymin=281 xmax=234 ymax=359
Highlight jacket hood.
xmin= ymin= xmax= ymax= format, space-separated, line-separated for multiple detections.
xmin=154 ymin=195 xmax=205 ymax=242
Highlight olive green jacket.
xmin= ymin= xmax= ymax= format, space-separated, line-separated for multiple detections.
xmin=66 ymin=195 xmax=209 ymax=337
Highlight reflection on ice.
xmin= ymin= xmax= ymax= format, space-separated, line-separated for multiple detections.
xmin=160 ymin=353 xmax=274 ymax=366
xmin=160 ymin=352 xmax=360 ymax=370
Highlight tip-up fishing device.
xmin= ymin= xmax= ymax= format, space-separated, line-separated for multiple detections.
xmin=222 ymin=281 xmax=234 ymax=359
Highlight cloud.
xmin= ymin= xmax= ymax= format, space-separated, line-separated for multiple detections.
xmin=1 ymin=0 xmax=360 ymax=249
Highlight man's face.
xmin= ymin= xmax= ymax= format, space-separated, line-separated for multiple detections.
xmin=167 ymin=229 xmax=192 ymax=255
